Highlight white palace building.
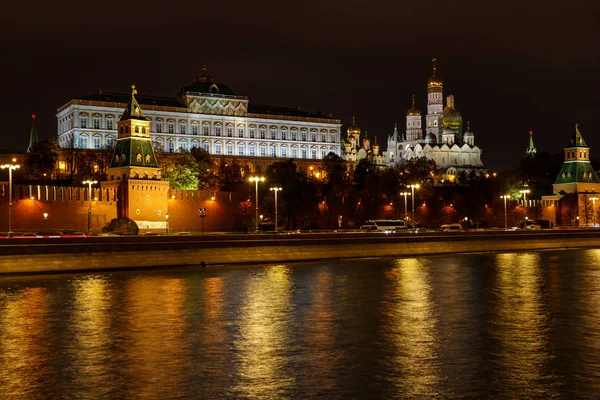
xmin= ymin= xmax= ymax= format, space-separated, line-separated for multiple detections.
xmin=56 ymin=67 xmax=342 ymax=162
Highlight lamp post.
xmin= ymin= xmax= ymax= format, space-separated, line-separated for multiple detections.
xmin=409 ymin=184 xmax=420 ymax=228
xmin=519 ymin=188 xmax=530 ymax=223
xmin=400 ymin=191 xmax=411 ymax=222
xmin=165 ymin=213 xmax=169 ymax=234
xmin=43 ymin=213 xmax=48 ymax=230
xmin=500 ymin=195 xmax=510 ymax=230
xmin=270 ymin=187 xmax=282 ymax=232
xmin=198 ymin=207 xmax=206 ymax=234
xmin=1 ymin=159 xmax=20 ymax=238
xmin=249 ymin=176 xmax=265 ymax=232
xmin=82 ymin=180 xmax=97 ymax=234
xmin=591 ymin=197 xmax=599 ymax=227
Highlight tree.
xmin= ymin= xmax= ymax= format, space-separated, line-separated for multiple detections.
xmin=320 ymin=152 xmax=350 ymax=202
xmin=161 ymin=151 xmax=200 ymax=190
xmin=190 ymin=147 xmax=220 ymax=191
xmin=22 ymin=138 xmax=58 ymax=180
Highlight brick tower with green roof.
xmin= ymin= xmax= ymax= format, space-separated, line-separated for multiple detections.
xmin=553 ymin=124 xmax=600 ymax=194
xmin=102 ymin=85 xmax=170 ymax=230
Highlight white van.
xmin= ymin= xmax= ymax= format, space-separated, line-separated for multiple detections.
xmin=441 ymin=223 xmax=462 ymax=232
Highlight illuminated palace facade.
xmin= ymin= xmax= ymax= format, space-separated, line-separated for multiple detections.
xmin=56 ymin=68 xmax=342 ymax=169
xmin=383 ymin=59 xmax=485 ymax=181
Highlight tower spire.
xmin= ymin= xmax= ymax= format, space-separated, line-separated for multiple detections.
xmin=526 ymin=130 xmax=537 ymax=157
xmin=27 ymin=113 xmax=39 ymax=152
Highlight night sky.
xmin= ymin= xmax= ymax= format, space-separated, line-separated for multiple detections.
xmin=1 ymin=0 xmax=598 ymax=170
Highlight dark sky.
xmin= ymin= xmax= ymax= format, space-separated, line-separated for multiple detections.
xmin=1 ymin=0 xmax=598 ymax=171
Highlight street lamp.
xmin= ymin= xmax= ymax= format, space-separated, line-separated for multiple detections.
xmin=43 ymin=212 xmax=48 ymax=230
xmin=165 ymin=213 xmax=169 ymax=234
xmin=270 ymin=187 xmax=282 ymax=232
xmin=409 ymin=184 xmax=420 ymax=227
xmin=1 ymin=158 xmax=20 ymax=238
xmin=500 ymin=195 xmax=510 ymax=230
xmin=591 ymin=197 xmax=599 ymax=227
xmin=400 ymin=191 xmax=411 ymax=222
xmin=82 ymin=180 xmax=97 ymax=234
xmin=519 ymin=188 xmax=530 ymax=222
xmin=249 ymin=176 xmax=265 ymax=232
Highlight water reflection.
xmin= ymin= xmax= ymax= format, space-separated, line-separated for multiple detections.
xmin=232 ymin=265 xmax=293 ymax=398
xmin=122 ymin=276 xmax=188 ymax=399
xmin=0 ymin=287 xmax=50 ymax=398
xmin=384 ymin=258 xmax=442 ymax=398
xmin=492 ymin=253 xmax=556 ymax=397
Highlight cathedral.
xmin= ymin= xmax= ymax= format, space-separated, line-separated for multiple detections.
xmin=383 ymin=59 xmax=485 ymax=182
xmin=341 ymin=116 xmax=386 ymax=165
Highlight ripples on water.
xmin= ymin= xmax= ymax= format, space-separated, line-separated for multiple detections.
xmin=1 ymin=249 xmax=600 ymax=399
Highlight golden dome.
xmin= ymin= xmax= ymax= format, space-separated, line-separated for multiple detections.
xmin=347 ymin=115 xmax=361 ymax=136
xmin=406 ymin=94 xmax=421 ymax=116
xmin=427 ymin=58 xmax=443 ymax=87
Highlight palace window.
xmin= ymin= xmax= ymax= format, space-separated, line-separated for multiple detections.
xmin=226 ymin=125 xmax=232 ymax=137
xmin=302 ymin=148 xmax=307 ymax=159
xmin=203 ymin=124 xmax=210 ymax=136
xmin=270 ymin=147 xmax=276 ymax=157
xmin=238 ymin=126 xmax=244 ymax=138
xmin=192 ymin=124 xmax=198 ymax=135
xmin=270 ymin=127 xmax=276 ymax=139
xmin=291 ymin=148 xmax=298 ymax=158
xmin=156 ymin=121 xmax=162 ymax=133
xmin=260 ymin=127 xmax=266 ymax=139
xmin=106 ymin=136 xmax=114 ymax=148
xmin=301 ymin=131 xmax=307 ymax=141
xmin=260 ymin=145 xmax=266 ymax=157
xmin=93 ymin=117 xmax=100 ymax=129
xmin=311 ymin=132 xmax=316 ymax=142
xmin=80 ymin=116 xmax=88 ymax=128
xmin=281 ymin=146 xmax=287 ymax=157
xmin=227 ymin=143 xmax=233 ymax=155
xmin=238 ymin=144 xmax=244 ymax=155
xmin=192 ymin=141 xmax=199 ymax=149
xmin=291 ymin=130 xmax=297 ymax=141
xmin=168 ymin=140 xmax=175 ymax=152
xmin=321 ymin=150 xmax=326 ymax=159
xmin=249 ymin=144 xmax=256 ymax=156
xmin=80 ymin=135 xmax=88 ymax=148
xmin=321 ymin=133 xmax=326 ymax=142
xmin=179 ymin=123 xmax=186 ymax=134
xmin=249 ymin=127 xmax=255 ymax=138
xmin=107 ymin=119 xmax=114 ymax=130
xmin=215 ymin=126 xmax=222 ymax=137
xmin=281 ymin=129 xmax=287 ymax=140
xmin=93 ymin=136 xmax=101 ymax=149
xmin=311 ymin=149 xmax=317 ymax=159
xmin=180 ymin=141 xmax=187 ymax=151
xmin=215 ymin=143 xmax=222 ymax=155
xmin=203 ymin=142 xmax=209 ymax=152
xmin=168 ymin=121 xmax=174 ymax=134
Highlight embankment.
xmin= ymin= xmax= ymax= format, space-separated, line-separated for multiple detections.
xmin=1 ymin=230 xmax=599 ymax=275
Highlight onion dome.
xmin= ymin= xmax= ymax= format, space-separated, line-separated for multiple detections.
xmin=373 ymin=136 xmax=380 ymax=149
xmin=406 ymin=94 xmax=421 ymax=116
xmin=347 ymin=115 xmax=361 ymax=136
xmin=464 ymin=121 xmax=474 ymax=137
xmin=427 ymin=58 xmax=443 ymax=88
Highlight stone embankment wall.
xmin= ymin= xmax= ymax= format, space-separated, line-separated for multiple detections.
xmin=0 ymin=231 xmax=599 ymax=275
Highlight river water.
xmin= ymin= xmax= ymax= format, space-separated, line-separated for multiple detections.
xmin=1 ymin=249 xmax=600 ymax=399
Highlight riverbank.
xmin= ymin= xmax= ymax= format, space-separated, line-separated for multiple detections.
xmin=1 ymin=230 xmax=600 ymax=275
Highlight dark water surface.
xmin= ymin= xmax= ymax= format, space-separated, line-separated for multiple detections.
xmin=1 ymin=249 xmax=600 ymax=399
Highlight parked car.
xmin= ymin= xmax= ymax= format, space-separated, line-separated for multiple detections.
xmin=441 ymin=223 xmax=462 ymax=232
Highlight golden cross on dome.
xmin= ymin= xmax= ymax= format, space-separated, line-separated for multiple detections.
xmin=131 ymin=84 xmax=137 ymax=95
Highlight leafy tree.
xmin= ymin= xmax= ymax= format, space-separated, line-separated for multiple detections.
xmin=161 ymin=151 xmax=200 ymax=190
xmin=219 ymin=159 xmax=251 ymax=192
xmin=23 ymin=138 xmax=58 ymax=180
xmin=191 ymin=147 xmax=220 ymax=191
xmin=320 ymin=152 xmax=349 ymax=201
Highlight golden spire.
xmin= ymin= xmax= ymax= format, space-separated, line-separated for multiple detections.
xmin=427 ymin=58 xmax=443 ymax=87
xmin=131 ymin=84 xmax=138 ymax=96
xmin=406 ymin=94 xmax=421 ymax=116
xmin=347 ymin=114 xmax=361 ymax=137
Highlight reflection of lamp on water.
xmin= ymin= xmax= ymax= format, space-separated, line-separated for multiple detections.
xmin=43 ymin=213 xmax=48 ymax=230
xmin=269 ymin=187 xmax=282 ymax=232
xmin=500 ymin=195 xmax=510 ymax=230
xmin=409 ymin=184 xmax=420 ymax=227
xmin=165 ymin=213 xmax=169 ymax=234
xmin=82 ymin=180 xmax=97 ymax=234
xmin=249 ymin=176 xmax=265 ymax=232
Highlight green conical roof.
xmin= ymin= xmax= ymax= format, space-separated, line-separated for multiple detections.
xmin=566 ymin=124 xmax=588 ymax=148
xmin=120 ymin=85 xmax=150 ymax=122
xmin=526 ymin=130 xmax=536 ymax=157
xmin=554 ymin=161 xmax=600 ymax=184
xmin=27 ymin=114 xmax=39 ymax=152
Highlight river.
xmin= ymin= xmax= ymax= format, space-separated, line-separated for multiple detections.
xmin=1 ymin=249 xmax=599 ymax=399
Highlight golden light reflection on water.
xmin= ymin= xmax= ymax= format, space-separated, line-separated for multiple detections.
xmin=122 ymin=277 xmax=188 ymax=399
xmin=493 ymin=252 xmax=555 ymax=396
xmin=0 ymin=287 xmax=49 ymax=398
xmin=233 ymin=265 xmax=293 ymax=398
xmin=69 ymin=276 xmax=112 ymax=397
xmin=385 ymin=258 xmax=441 ymax=397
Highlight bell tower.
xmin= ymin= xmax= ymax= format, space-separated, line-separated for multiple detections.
xmin=102 ymin=85 xmax=170 ymax=230
xmin=426 ymin=58 xmax=443 ymax=142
